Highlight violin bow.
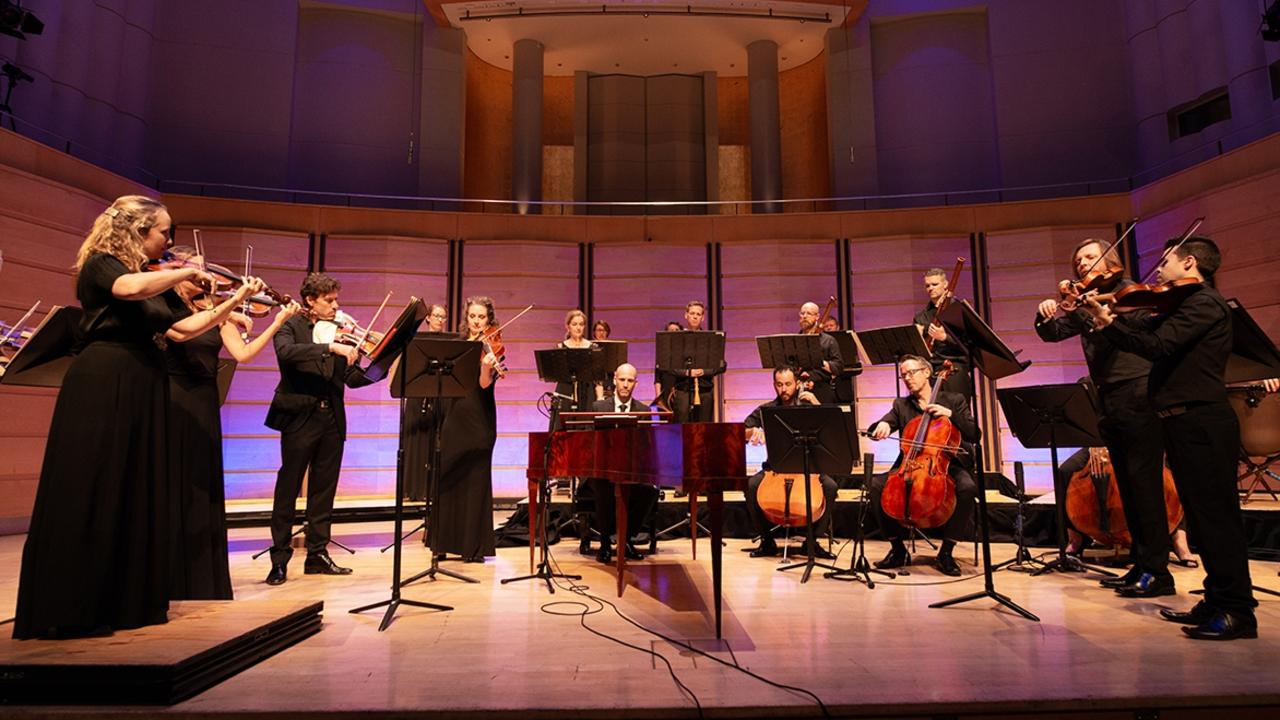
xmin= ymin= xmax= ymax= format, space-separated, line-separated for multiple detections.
xmin=493 ymin=303 xmax=536 ymax=334
xmin=1139 ymin=216 xmax=1204 ymax=284
xmin=358 ymin=291 xmax=394 ymax=350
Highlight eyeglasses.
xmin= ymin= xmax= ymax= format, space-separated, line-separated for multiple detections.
xmin=898 ymin=367 xmax=928 ymax=379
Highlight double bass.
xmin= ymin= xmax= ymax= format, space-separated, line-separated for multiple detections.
xmin=879 ymin=362 xmax=961 ymax=529
xmin=1064 ymin=447 xmax=1182 ymax=549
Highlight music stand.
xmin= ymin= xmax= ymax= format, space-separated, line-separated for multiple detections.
xmin=1226 ymin=299 xmax=1280 ymax=383
xmin=925 ymin=299 xmax=1040 ymax=622
xmin=0 ymin=306 xmax=81 ymax=387
xmin=350 ymin=335 xmax=469 ymax=630
xmin=593 ymin=340 xmax=629 ymax=378
xmin=824 ymin=330 xmax=862 ymax=403
xmin=501 ymin=349 xmax=588 ymax=591
xmin=760 ymin=405 xmax=850 ymax=583
xmin=656 ymin=330 xmax=725 ymax=420
xmin=852 ymin=324 xmax=931 ymax=368
xmin=998 ymin=382 xmax=1115 ymax=578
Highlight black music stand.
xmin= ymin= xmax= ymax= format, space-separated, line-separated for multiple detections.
xmin=989 ymin=461 xmax=1047 ymax=572
xmin=502 ymin=349 xmax=588 ymax=592
xmin=756 ymin=333 xmax=825 ymax=376
xmin=351 ymin=335 xmax=468 ymax=630
xmin=1226 ymin=299 xmax=1280 ymax=383
xmin=826 ymin=452 xmax=896 ymax=588
xmin=998 ymin=382 xmax=1114 ymax=578
xmin=760 ymin=405 xmax=850 ymax=583
xmin=0 ymin=306 xmax=81 ymax=387
xmin=656 ymin=330 xmax=725 ymax=420
xmin=824 ymin=330 xmax=862 ymax=403
xmin=593 ymin=340 xmax=629 ymax=378
xmin=926 ymin=299 xmax=1040 ymax=622
xmin=852 ymin=324 xmax=931 ymax=368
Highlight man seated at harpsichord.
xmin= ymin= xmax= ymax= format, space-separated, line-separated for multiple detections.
xmin=588 ymin=363 xmax=659 ymax=564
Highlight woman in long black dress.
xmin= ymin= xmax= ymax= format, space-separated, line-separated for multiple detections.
xmin=13 ymin=196 xmax=237 ymax=639
xmin=433 ymin=296 xmax=501 ymax=563
xmin=402 ymin=303 xmax=452 ymax=502
xmin=164 ymin=248 xmax=298 ymax=600
xmin=551 ymin=309 xmax=601 ymax=424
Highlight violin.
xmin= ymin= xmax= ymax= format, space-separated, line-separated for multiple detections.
xmin=146 ymin=250 xmax=240 ymax=292
xmin=473 ymin=303 xmax=534 ymax=379
xmin=879 ymin=362 xmax=960 ymax=529
xmin=235 ymin=244 xmax=293 ymax=317
xmin=924 ymin=258 xmax=965 ymax=353
xmin=1093 ymin=277 xmax=1202 ymax=314
xmin=1064 ymin=447 xmax=1182 ymax=550
xmin=1056 ymin=221 xmax=1136 ymax=313
xmin=755 ymin=471 xmax=827 ymax=527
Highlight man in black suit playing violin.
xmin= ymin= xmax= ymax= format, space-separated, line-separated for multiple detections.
xmin=263 ymin=273 xmax=374 ymax=586
xmin=742 ymin=366 xmax=838 ymax=560
xmin=865 ymin=355 xmax=980 ymax=577
xmin=1082 ymin=236 xmax=1257 ymax=641
xmin=1035 ymin=238 xmax=1174 ymax=598
xmin=588 ymin=363 xmax=659 ymax=564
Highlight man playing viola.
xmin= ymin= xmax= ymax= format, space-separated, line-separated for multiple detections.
xmin=866 ymin=355 xmax=979 ymax=577
xmin=742 ymin=367 xmax=837 ymax=560
xmin=1035 ymin=238 xmax=1174 ymax=598
xmin=263 ymin=273 xmax=374 ymax=585
xmin=1082 ymin=236 xmax=1257 ymax=641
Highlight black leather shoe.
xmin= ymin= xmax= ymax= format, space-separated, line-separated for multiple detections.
xmin=1182 ymin=611 xmax=1258 ymax=641
xmin=875 ymin=546 xmax=910 ymax=570
xmin=623 ymin=543 xmax=644 ymax=561
xmin=1100 ymin=567 xmax=1142 ymax=589
xmin=1160 ymin=600 xmax=1214 ymax=625
xmin=265 ymin=563 xmax=287 ymax=586
xmin=304 ymin=553 xmax=353 ymax=575
xmin=935 ymin=553 xmax=962 ymax=576
xmin=596 ymin=545 xmax=614 ymax=564
xmin=749 ymin=540 xmax=780 ymax=558
xmin=801 ymin=541 xmax=835 ymax=560
xmin=1115 ymin=573 xmax=1175 ymax=598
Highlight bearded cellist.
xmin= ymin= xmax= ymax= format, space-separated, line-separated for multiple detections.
xmin=865 ymin=355 xmax=979 ymax=576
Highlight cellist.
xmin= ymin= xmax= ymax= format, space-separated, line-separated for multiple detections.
xmin=1035 ymin=238 xmax=1175 ymax=599
xmin=866 ymin=355 xmax=979 ymax=576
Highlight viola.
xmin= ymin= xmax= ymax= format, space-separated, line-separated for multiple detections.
xmin=146 ymin=250 xmax=240 ymax=291
xmin=1094 ymin=277 xmax=1201 ymax=314
xmin=474 ymin=303 xmax=535 ymax=378
xmin=755 ymin=471 xmax=827 ymax=528
xmin=1064 ymin=447 xmax=1182 ymax=550
xmin=879 ymin=362 xmax=960 ymax=529
xmin=1055 ymin=221 xmax=1137 ymax=312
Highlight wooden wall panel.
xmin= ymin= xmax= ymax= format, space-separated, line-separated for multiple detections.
xmin=985 ymin=225 xmax=1113 ymax=491
xmin=461 ymin=240 xmax=580 ymax=497
xmin=847 ymin=234 xmax=970 ymax=471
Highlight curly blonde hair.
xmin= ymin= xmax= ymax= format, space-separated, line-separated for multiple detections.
xmin=73 ymin=195 xmax=168 ymax=275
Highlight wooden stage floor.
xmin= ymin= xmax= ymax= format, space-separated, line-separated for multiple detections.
xmin=2 ymin=520 xmax=1280 ymax=719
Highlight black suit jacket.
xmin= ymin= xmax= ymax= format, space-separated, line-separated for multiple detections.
xmin=590 ymin=397 xmax=649 ymax=414
xmin=264 ymin=314 xmax=374 ymax=440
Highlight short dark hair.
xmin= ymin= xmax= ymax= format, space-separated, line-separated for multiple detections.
xmin=665 ymin=321 xmax=683 ymax=331
xmin=1167 ymin=235 xmax=1221 ymax=283
xmin=592 ymin=320 xmax=611 ymax=336
xmin=924 ymin=268 xmax=946 ymax=279
xmin=898 ymin=354 xmax=931 ymax=370
xmin=773 ymin=366 xmax=798 ymax=383
xmin=300 ymin=273 xmax=341 ymax=302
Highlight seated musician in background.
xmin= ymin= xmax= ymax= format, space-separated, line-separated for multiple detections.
xmin=669 ymin=301 xmax=725 ymax=422
xmin=821 ymin=315 xmax=840 ymax=333
xmin=914 ymin=267 xmax=973 ymax=399
xmin=743 ymin=367 xmax=837 ymax=559
xmin=866 ymin=355 xmax=980 ymax=576
xmin=589 ymin=363 xmax=659 ymax=564
xmin=798 ymin=302 xmax=844 ymax=404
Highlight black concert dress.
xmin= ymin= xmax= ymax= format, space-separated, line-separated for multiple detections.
xmin=433 ymin=374 xmax=498 ymax=560
xmin=14 ymin=253 xmax=179 ymax=639
xmin=165 ymin=318 xmax=233 ymax=600
xmin=398 ymin=331 xmax=458 ymax=502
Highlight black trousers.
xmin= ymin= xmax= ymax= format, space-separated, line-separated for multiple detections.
xmin=1162 ymin=403 xmax=1256 ymax=614
xmin=673 ymin=385 xmax=715 ymax=423
xmin=867 ymin=465 xmax=977 ymax=545
xmin=269 ymin=409 xmax=344 ymax=565
xmin=745 ymin=470 xmax=838 ymax=539
xmin=1098 ymin=378 xmax=1171 ymax=577
xmin=589 ymin=479 xmax=658 ymax=544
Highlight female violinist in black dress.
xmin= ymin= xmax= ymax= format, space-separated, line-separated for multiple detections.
xmin=164 ymin=247 xmax=299 ymax=600
xmin=13 ymin=196 xmax=239 ymax=639
xmin=433 ymin=297 xmax=502 ymax=563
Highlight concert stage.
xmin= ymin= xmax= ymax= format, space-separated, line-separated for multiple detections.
xmin=2 ymin=519 xmax=1280 ymax=719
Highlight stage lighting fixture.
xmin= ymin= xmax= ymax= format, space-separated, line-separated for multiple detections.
xmin=1264 ymin=0 xmax=1280 ymax=42
xmin=0 ymin=1 xmax=43 ymax=40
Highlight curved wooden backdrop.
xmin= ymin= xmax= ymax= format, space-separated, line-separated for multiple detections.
xmin=2 ymin=129 xmax=1278 ymax=531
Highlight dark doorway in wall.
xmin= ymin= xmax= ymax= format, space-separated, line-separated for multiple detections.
xmin=1167 ymin=88 xmax=1232 ymax=141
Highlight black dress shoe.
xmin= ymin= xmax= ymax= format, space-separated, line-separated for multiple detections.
xmin=623 ymin=543 xmax=644 ymax=561
xmin=596 ymin=545 xmax=614 ymax=564
xmin=1160 ymin=600 xmax=1214 ymax=625
xmin=265 ymin=563 xmax=287 ymax=586
xmin=749 ymin=540 xmax=780 ymax=558
xmin=935 ymin=553 xmax=962 ymax=577
xmin=1182 ymin=611 xmax=1258 ymax=641
xmin=1115 ymin=573 xmax=1175 ymax=598
xmin=304 ymin=553 xmax=353 ymax=575
xmin=875 ymin=546 xmax=910 ymax=570
xmin=801 ymin=541 xmax=835 ymax=560
xmin=1100 ymin=567 xmax=1142 ymax=589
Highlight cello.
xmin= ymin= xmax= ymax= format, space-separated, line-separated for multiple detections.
xmin=879 ymin=362 xmax=961 ymax=529
xmin=1064 ymin=447 xmax=1182 ymax=549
